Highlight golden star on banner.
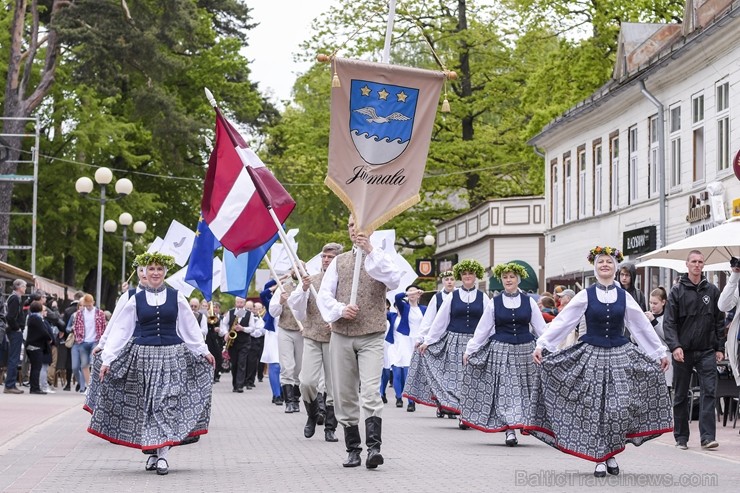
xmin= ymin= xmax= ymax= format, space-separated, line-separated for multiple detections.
xmin=360 ymin=85 xmax=372 ymax=96
xmin=378 ymin=88 xmax=389 ymax=100
xmin=396 ymin=91 xmax=408 ymax=102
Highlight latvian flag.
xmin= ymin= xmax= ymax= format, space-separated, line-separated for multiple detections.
xmin=202 ymin=108 xmax=295 ymax=255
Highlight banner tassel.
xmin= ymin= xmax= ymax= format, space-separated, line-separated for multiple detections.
xmin=441 ymin=82 xmax=451 ymax=112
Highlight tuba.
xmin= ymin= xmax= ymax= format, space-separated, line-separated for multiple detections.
xmin=224 ymin=312 xmax=239 ymax=350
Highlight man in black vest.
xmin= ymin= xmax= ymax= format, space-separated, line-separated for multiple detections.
xmin=219 ymin=297 xmax=264 ymax=392
xmin=4 ymin=279 xmax=28 ymax=394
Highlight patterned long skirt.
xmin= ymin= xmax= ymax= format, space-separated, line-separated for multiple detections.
xmin=402 ymin=332 xmax=472 ymax=413
xmin=88 ymin=342 xmax=213 ymax=451
xmin=525 ymin=342 xmax=673 ymax=462
xmin=460 ymin=339 xmax=539 ymax=432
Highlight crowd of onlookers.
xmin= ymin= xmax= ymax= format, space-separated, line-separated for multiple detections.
xmin=0 ymin=281 xmax=110 ymax=395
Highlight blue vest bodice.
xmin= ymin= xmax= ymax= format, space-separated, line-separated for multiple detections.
xmin=580 ymin=285 xmax=630 ymax=348
xmin=132 ymin=287 xmax=183 ymax=346
xmin=447 ymin=289 xmax=485 ymax=334
xmin=491 ymin=293 xmax=535 ymax=344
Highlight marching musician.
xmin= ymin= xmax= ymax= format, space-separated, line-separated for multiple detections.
xmin=219 ymin=297 xmax=265 ymax=393
xmin=205 ymin=302 xmax=223 ymax=383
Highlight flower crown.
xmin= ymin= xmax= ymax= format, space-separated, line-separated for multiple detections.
xmin=587 ymin=246 xmax=624 ymax=264
xmin=492 ymin=262 xmax=529 ymax=280
xmin=452 ymin=259 xmax=485 ymax=280
xmin=133 ymin=252 xmax=176 ymax=271
xmin=438 ymin=270 xmax=454 ymax=280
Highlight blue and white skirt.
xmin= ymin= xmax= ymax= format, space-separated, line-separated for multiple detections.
xmin=460 ymin=339 xmax=539 ymax=432
xmin=87 ymin=342 xmax=213 ymax=451
xmin=525 ymin=342 xmax=673 ymax=462
xmin=403 ymin=332 xmax=471 ymax=413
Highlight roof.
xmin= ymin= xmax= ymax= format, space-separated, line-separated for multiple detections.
xmin=529 ymin=1 xmax=740 ymax=146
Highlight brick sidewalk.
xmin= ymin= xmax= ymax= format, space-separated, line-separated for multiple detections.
xmin=1 ymin=379 xmax=739 ymax=492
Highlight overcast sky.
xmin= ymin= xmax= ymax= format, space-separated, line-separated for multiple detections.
xmin=243 ymin=1 xmax=340 ymax=105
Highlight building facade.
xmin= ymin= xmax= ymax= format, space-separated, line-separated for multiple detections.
xmin=529 ymin=0 xmax=740 ymax=292
xmin=432 ymin=196 xmax=546 ymax=293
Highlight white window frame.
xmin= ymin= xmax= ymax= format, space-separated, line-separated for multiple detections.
xmin=692 ymin=93 xmax=705 ymax=183
xmin=551 ymin=163 xmax=559 ymax=226
xmin=565 ymin=155 xmax=572 ymax=222
xmin=611 ymin=136 xmax=619 ymax=210
xmin=594 ymin=143 xmax=603 ymax=214
xmin=629 ymin=125 xmax=638 ymax=203
xmin=669 ymin=104 xmax=681 ymax=188
xmin=578 ymin=148 xmax=587 ymax=217
xmin=649 ymin=116 xmax=659 ymax=197
xmin=717 ymin=81 xmax=730 ymax=172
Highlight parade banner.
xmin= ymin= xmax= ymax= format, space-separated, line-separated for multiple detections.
xmin=326 ymin=57 xmax=445 ymax=232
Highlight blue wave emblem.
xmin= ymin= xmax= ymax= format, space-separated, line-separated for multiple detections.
xmin=349 ymin=79 xmax=418 ymax=166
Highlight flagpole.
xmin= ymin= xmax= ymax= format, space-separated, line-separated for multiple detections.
xmin=264 ymin=256 xmax=305 ymax=332
xmin=266 ymin=206 xmax=320 ymax=300
xmin=381 ymin=0 xmax=397 ymax=63
xmin=350 ymin=248 xmax=363 ymax=305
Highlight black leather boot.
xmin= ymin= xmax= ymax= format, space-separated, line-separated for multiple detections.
xmin=303 ymin=400 xmax=319 ymax=438
xmin=342 ymin=425 xmax=362 ymax=467
xmin=316 ymin=391 xmax=326 ymax=426
xmin=291 ymin=384 xmax=301 ymax=413
xmin=282 ymin=385 xmax=294 ymax=413
xmin=324 ymin=405 xmax=338 ymax=442
xmin=365 ymin=416 xmax=384 ymax=469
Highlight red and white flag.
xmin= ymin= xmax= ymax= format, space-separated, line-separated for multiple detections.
xmin=202 ymin=108 xmax=295 ymax=255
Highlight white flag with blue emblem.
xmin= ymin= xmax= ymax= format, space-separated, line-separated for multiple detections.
xmin=326 ymin=57 xmax=445 ymax=232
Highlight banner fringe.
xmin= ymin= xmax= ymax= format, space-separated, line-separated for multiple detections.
xmin=324 ymin=176 xmax=419 ymax=233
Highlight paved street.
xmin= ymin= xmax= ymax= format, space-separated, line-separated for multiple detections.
xmin=1 ymin=378 xmax=739 ymax=492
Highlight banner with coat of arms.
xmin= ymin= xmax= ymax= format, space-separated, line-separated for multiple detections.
xmin=326 ymin=57 xmax=445 ymax=232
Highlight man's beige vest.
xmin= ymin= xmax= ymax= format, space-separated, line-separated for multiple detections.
xmin=302 ymin=272 xmax=330 ymax=343
xmin=278 ymin=282 xmax=301 ymax=331
xmin=331 ymin=251 xmax=387 ymax=337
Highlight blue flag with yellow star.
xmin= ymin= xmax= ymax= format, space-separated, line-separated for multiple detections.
xmin=185 ymin=213 xmax=221 ymax=300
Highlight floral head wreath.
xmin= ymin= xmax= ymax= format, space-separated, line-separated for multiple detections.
xmin=587 ymin=246 xmax=624 ymax=265
xmin=438 ymin=270 xmax=454 ymax=280
xmin=133 ymin=252 xmax=176 ymax=271
xmin=492 ymin=262 xmax=529 ymax=280
xmin=452 ymin=259 xmax=485 ymax=281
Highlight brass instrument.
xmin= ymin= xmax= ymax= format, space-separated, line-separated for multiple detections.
xmin=207 ymin=302 xmax=220 ymax=325
xmin=225 ymin=313 xmax=239 ymax=350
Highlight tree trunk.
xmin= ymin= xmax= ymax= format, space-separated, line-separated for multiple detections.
xmin=1 ymin=0 xmax=64 ymax=262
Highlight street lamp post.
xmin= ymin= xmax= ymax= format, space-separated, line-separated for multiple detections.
xmin=105 ymin=214 xmax=147 ymax=285
xmin=75 ymin=167 xmax=133 ymax=305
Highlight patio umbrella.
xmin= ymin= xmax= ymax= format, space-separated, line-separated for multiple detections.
xmin=635 ymin=258 xmax=728 ymax=272
xmin=638 ymin=219 xmax=740 ymax=264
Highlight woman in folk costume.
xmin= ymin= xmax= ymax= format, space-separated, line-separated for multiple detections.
xmin=528 ymin=246 xmax=672 ymax=478
xmin=404 ymin=260 xmax=488 ymax=425
xmin=459 ymin=262 xmax=546 ymax=446
xmin=85 ymin=264 xmax=148 ymax=413
xmin=381 ymin=299 xmax=394 ymax=404
xmin=388 ymin=286 xmax=426 ymax=411
xmin=89 ymin=252 xmax=215 ymax=476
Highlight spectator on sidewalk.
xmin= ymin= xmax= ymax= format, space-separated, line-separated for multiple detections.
xmin=25 ymin=301 xmax=53 ymax=395
xmin=4 ymin=279 xmax=28 ymax=394
xmin=70 ymin=294 xmax=106 ymax=393
xmin=663 ymin=250 xmax=725 ymax=451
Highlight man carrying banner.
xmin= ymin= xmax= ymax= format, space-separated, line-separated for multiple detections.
xmin=317 ymin=216 xmax=401 ymax=469
xmin=289 ymin=242 xmax=344 ymax=443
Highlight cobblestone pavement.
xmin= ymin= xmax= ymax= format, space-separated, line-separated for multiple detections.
xmin=1 ymin=378 xmax=739 ymax=492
